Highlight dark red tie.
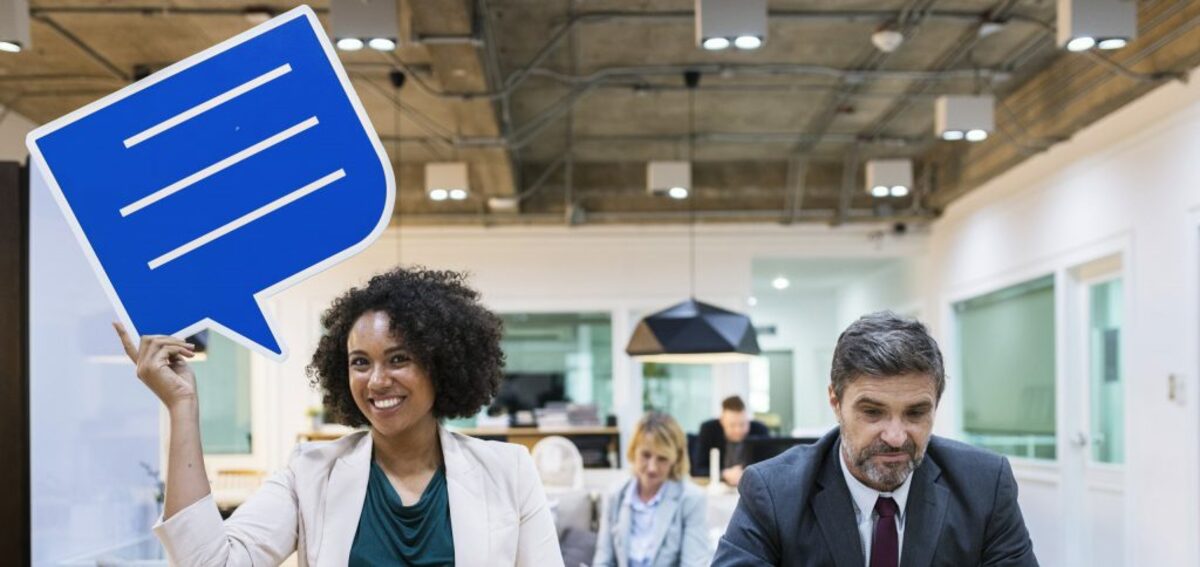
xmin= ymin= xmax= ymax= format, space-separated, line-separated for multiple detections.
xmin=870 ymin=497 xmax=899 ymax=567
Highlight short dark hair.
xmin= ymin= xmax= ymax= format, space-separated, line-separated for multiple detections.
xmin=721 ymin=396 xmax=746 ymax=412
xmin=830 ymin=311 xmax=945 ymax=401
xmin=306 ymin=267 xmax=505 ymax=426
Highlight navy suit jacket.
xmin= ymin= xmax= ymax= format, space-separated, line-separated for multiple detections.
xmin=692 ymin=418 xmax=770 ymax=477
xmin=712 ymin=427 xmax=1038 ymax=567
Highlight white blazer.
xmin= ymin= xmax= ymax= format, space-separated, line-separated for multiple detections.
xmin=153 ymin=427 xmax=564 ymax=566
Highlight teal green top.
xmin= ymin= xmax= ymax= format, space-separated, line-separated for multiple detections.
xmin=348 ymin=457 xmax=455 ymax=566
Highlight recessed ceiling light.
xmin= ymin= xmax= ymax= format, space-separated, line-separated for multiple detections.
xmin=890 ymin=185 xmax=909 ymax=197
xmin=771 ymin=276 xmax=790 ymax=290
xmin=448 ymin=189 xmax=468 ymax=201
xmin=747 ymin=296 xmax=758 ymax=307
xmin=702 ymin=37 xmax=730 ymax=51
xmin=429 ymin=188 xmax=449 ymax=201
xmin=966 ymin=129 xmax=989 ymax=142
xmin=1098 ymin=38 xmax=1127 ymax=50
xmin=368 ymin=37 xmax=396 ymax=51
xmin=941 ymin=130 xmax=964 ymax=141
xmin=1066 ymin=36 xmax=1095 ymax=52
xmin=0 ymin=41 xmax=20 ymax=54
xmin=734 ymin=35 xmax=762 ymax=50
xmin=871 ymin=185 xmax=890 ymax=198
xmin=668 ymin=186 xmax=689 ymax=200
xmin=336 ymin=38 xmax=364 ymax=51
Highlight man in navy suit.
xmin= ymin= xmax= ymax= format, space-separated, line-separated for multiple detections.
xmin=713 ymin=312 xmax=1038 ymax=567
xmin=693 ymin=395 xmax=770 ymax=486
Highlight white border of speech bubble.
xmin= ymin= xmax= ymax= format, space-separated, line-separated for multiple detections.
xmin=25 ymin=5 xmax=397 ymax=362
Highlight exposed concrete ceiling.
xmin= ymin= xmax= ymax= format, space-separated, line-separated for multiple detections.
xmin=4 ymin=1 xmax=1199 ymax=227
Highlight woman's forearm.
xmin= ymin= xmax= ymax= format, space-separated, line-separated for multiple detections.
xmin=163 ymin=399 xmax=212 ymax=520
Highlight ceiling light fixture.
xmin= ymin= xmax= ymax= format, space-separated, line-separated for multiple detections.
xmin=696 ymin=0 xmax=767 ymax=52
xmin=890 ymin=185 xmax=910 ymax=198
xmin=871 ymin=28 xmax=904 ymax=53
xmin=935 ymin=95 xmax=994 ymax=142
xmin=241 ymin=6 xmax=275 ymax=25
xmin=668 ymin=186 xmax=690 ymax=200
xmin=1066 ymin=36 xmax=1096 ymax=52
xmin=626 ymin=70 xmax=760 ymax=364
xmin=1058 ymin=0 xmax=1135 ymax=53
xmin=866 ymin=159 xmax=914 ymax=199
xmin=0 ymin=0 xmax=30 ymax=54
xmin=336 ymin=37 xmax=364 ymax=51
xmin=332 ymin=0 xmax=398 ymax=53
xmin=965 ymin=129 xmax=989 ymax=142
xmin=368 ymin=37 xmax=397 ymax=51
xmin=426 ymin=162 xmax=469 ymax=202
xmin=771 ymin=276 xmax=790 ymax=290
xmin=734 ymin=35 xmax=763 ymax=50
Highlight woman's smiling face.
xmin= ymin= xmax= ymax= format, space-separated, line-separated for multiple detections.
xmin=347 ymin=310 xmax=436 ymax=437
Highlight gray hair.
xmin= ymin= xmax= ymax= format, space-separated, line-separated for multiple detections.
xmin=830 ymin=311 xmax=945 ymax=401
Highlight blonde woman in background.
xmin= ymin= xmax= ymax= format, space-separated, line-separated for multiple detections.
xmin=593 ymin=412 xmax=710 ymax=567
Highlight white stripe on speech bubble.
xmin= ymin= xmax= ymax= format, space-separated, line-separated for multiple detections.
xmin=120 ymin=115 xmax=319 ymax=217
xmin=148 ymin=168 xmax=346 ymax=270
xmin=123 ymin=63 xmax=293 ymax=149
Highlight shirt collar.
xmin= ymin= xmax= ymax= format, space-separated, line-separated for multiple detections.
xmin=625 ymin=478 xmax=667 ymax=511
xmin=837 ymin=439 xmax=913 ymax=520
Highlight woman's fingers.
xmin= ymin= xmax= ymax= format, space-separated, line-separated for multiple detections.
xmin=113 ymin=322 xmax=139 ymax=362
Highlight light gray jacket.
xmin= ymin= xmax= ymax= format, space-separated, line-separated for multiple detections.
xmin=592 ymin=478 xmax=711 ymax=567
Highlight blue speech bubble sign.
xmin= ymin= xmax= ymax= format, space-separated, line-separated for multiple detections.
xmin=26 ymin=6 xmax=394 ymax=360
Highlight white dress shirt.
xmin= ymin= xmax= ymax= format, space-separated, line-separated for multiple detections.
xmin=837 ymin=440 xmax=913 ymax=567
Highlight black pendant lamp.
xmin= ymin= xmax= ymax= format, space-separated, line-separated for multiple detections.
xmin=625 ymin=70 xmax=760 ymax=364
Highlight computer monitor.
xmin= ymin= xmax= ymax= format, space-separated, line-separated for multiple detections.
xmin=491 ymin=372 xmax=567 ymax=415
xmin=746 ymin=436 xmax=819 ymax=465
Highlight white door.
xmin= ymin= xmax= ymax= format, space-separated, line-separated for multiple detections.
xmin=1064 ymin=259 xmax=1127 ymax=567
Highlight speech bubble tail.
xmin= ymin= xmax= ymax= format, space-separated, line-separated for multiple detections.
xmin=207 ymin=303 xmax=286 ymax=360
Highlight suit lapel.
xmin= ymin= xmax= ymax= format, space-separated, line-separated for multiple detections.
xmin=900 ymin=456 xmax=948 ymax=567
xmin=812 ymin=441 xmax=865 ymax=567
xmin=441 ymin=427 xmax=489 ymax=567
xmin=647 ymin=481 xmax=682 ymax=564
xmin=613 ymin=482 xmax=632 ymax=567
xmin=316 ymin=433 xmax=371 ymax=567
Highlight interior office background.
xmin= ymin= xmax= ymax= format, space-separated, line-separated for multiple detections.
xmin=4 ymin=9 xmax=1200 ymax=567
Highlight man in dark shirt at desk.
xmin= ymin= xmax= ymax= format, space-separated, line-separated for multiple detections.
xmin=694 ymin=395 xmax=769 ymax=486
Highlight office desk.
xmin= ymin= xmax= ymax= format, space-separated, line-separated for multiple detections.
xmin=298 ymin=426 xmax=622 ymax=467
xmin=458 ymin=426 xmax=621 ymax=468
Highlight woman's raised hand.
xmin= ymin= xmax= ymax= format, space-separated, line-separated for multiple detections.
xmin=113 ymin=322 xmax=198 ymax=411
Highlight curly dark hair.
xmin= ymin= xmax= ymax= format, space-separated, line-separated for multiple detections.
xmin=306 ymin=266 xmax=505 ymax=426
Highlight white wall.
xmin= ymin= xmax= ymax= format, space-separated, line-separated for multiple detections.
xmin=257 ymin=224 xmax=924 ymax=470
xmin=752 ymin=289 xmax=841 ymax=432
xmin=922 ymin=66 xmax=1200 ymax=566
xmin=835 ymin=255 xmax=929 ymax=327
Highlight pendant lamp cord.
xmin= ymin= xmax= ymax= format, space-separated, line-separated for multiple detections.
xmin=686 ymin=70 xmax=699 ymax=299
xmin=391 ymin=69 xmax=405 ymax=265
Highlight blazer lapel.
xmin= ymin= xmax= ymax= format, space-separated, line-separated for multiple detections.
xmin=441 ymin=427 xmax=489 ymax=567
xmin=613 ymin=482 xmax=632 ymax=567
xmin=812 ymin=442 xmax=865 ymax=567
xmin=900 ymin=456 xmax=948 ymax=567
xmin=316 ymin=433 xmax=371 ymax=567
xmin=647 ymin=481 xmax=682 ymax=564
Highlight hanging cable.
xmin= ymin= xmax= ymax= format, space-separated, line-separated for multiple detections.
xmin=684 ymin=70 xmax=700 ymax=299
xmin=390 ymin=69 xmax=406 ymax=264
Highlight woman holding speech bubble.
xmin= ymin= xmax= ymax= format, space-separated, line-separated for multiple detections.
xmin=115 ymin=267 xmax=563 ymax=566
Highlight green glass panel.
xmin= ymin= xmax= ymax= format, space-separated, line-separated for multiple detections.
xmin=1089 ymin=279 xmax=1124 ymax=464
xmin=642 ymin=363 xmax=712 ymax=434
xmin=957 ymin=275 xmax=1057 ymax=460
xmin=192 ymin=332 xmax=253 ymax=455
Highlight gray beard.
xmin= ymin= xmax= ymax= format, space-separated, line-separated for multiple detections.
xmin=841 ymin=437 xmax=925 ymax=492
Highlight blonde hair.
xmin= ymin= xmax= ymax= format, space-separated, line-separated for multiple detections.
xmin=627 ymin=411 xmax=690 ymax=480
